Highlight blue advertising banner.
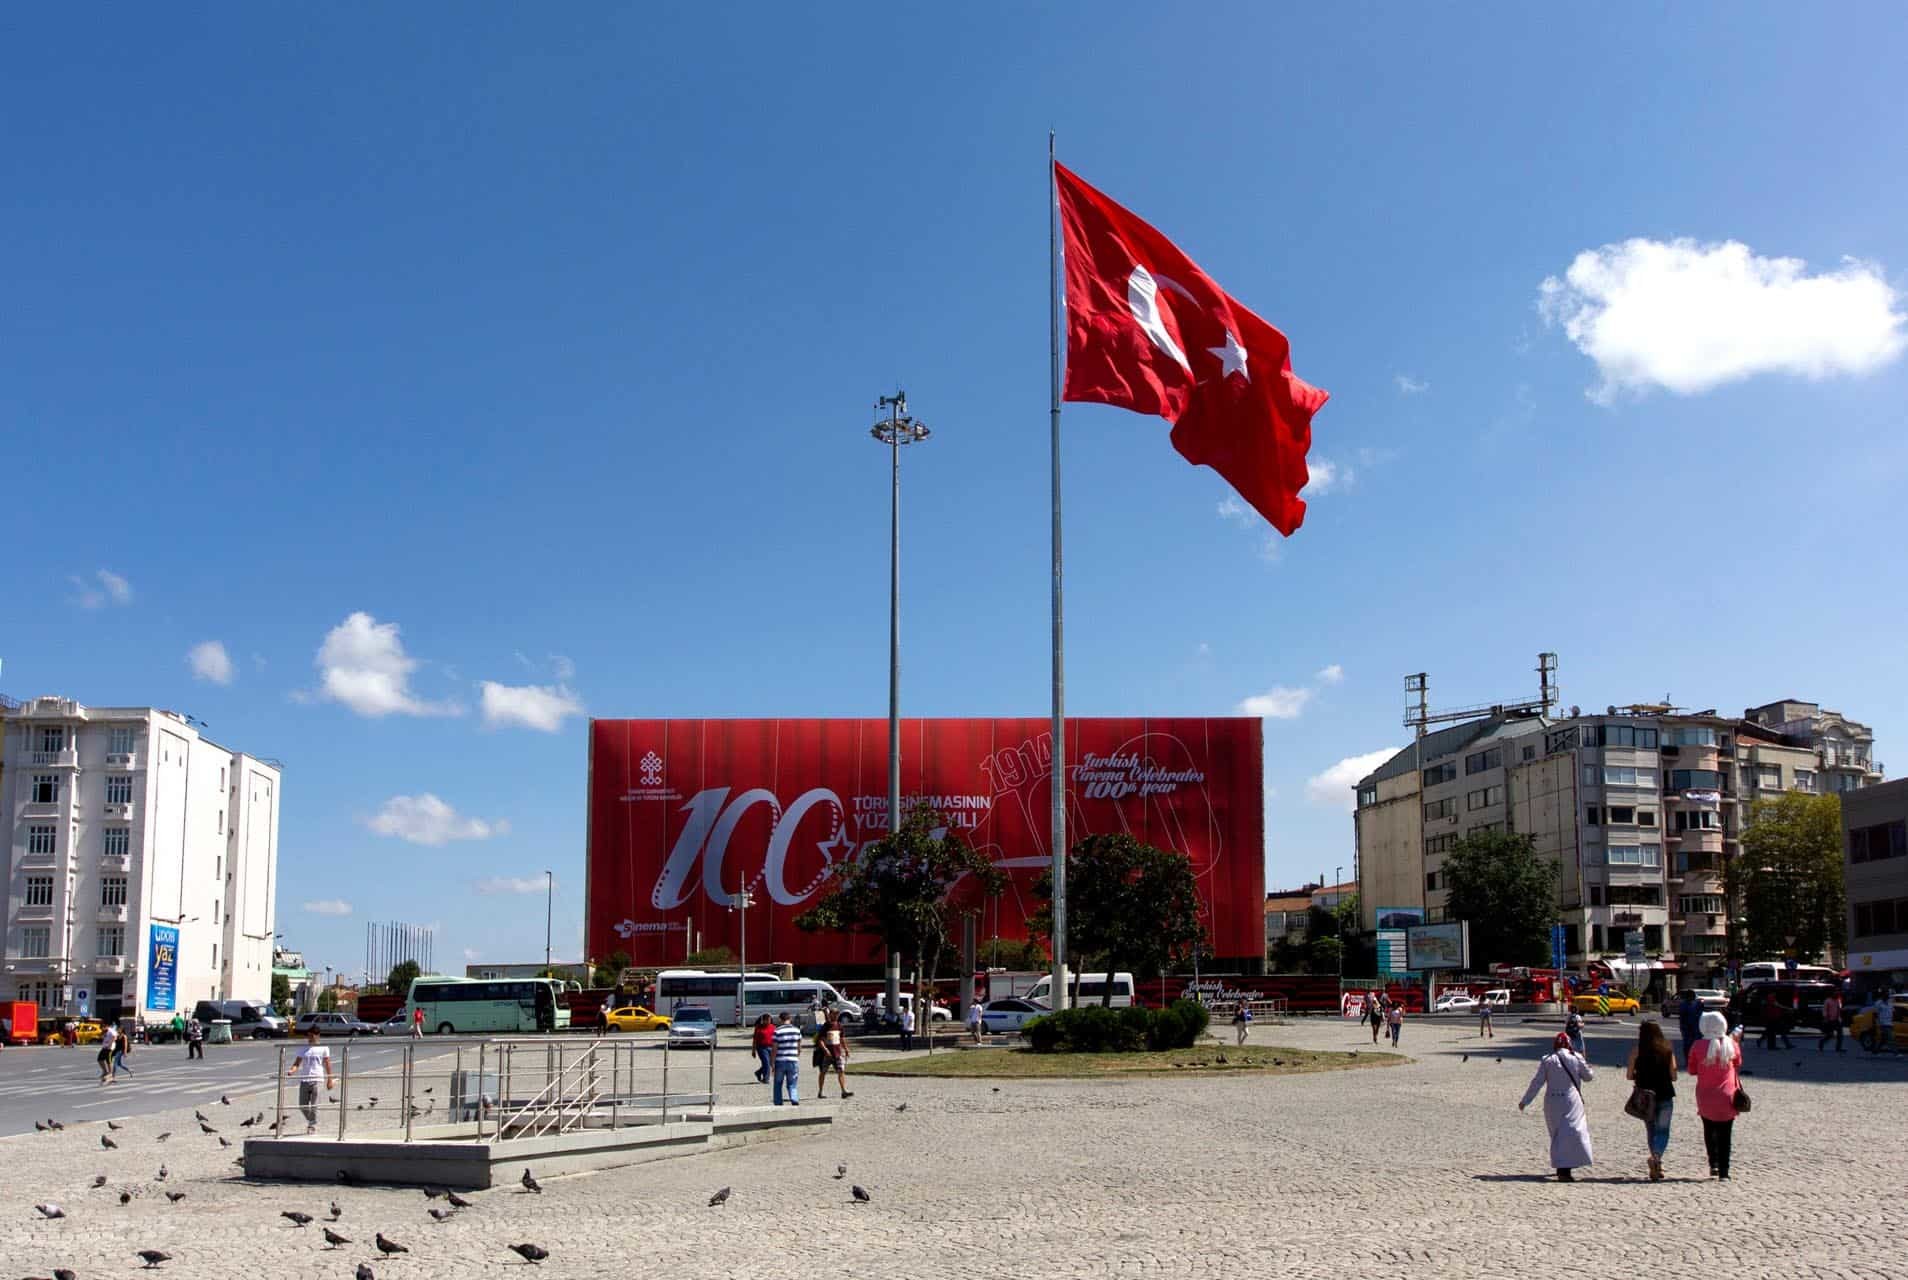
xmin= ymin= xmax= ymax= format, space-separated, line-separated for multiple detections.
xmin=148 ymin=924 xmax=179 ymax=1012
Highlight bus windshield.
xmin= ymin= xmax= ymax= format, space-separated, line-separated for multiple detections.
xmin=404 ymin=977 xmax=574 ymax=1035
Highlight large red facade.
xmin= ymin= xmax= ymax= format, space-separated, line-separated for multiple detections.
xmin=586 ymin=717 xmax=1264 ymax=970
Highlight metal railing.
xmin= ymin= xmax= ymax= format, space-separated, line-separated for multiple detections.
xmin=271 ymin=1032 xmax=722 ymax=1143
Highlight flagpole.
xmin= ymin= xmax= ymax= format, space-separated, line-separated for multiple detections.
xmin=1047 ymin=131 xmax=1068 ymax=1013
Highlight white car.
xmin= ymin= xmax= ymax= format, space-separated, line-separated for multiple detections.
xmin=1433 ymin=993 xmax=1479 ymax=1013
xmin=373 ymin=1014 xmax=412 ymax=1036
xmin=667 ymin=1005 xmax=718 ymax=1049
xmin=978 ymin=998 xmax=1050 ymax=1033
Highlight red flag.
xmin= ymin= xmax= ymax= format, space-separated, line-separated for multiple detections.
xmin=1056 ymin=163 xmax=1328 ymax=536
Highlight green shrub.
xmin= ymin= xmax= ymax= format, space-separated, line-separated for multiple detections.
xmin=1022 ymin=1000 xmax=1212 ymax=1053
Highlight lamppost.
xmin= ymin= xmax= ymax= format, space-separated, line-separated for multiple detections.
xmin=870 ymin=390 xmax=929 ymax=1015
xmin=543 ymin=870 xmax=554 ymax=971
xmin=729 ymin=887 xmax=755 ymax=1027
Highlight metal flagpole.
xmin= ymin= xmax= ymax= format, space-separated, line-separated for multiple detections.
xmin=1047 ymin=131 xmax=1069 ymax=1013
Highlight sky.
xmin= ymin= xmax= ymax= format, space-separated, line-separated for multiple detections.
xmin=5 ymin=7 xmax=1907 ymax=983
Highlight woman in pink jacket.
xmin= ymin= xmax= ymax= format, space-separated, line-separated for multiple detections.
xmin=1687 ymin=1010 xmax=1744 ymax=1179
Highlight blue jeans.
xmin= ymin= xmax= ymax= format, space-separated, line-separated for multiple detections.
xmin=755 ymin=1046 xmax=773 ymax=1081
xmin=773 ymin=1059 xmax=799 ymax=1105
xmin=1647 ymin=1098 xmax=1673 ymax=1158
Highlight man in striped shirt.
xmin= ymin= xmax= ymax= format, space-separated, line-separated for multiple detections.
xmin=772 ymin=1012 xmax=804 ymax=1106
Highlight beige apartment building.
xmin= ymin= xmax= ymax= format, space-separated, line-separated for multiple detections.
xmin=1842 ymin=777 xmax=1907 ymax=991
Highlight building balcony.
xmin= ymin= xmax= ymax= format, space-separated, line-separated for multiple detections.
xmin=16 ymin=902 xmax=55 ymax=921
xmin=103 ymin=751 xmax=140 ymax=769
xmin=19 ymin=801 xmax=61 ymax=819
xmin=94 ymin=956 xmax=128 ymax=974
xmin=97 ymin=904 xmax=128 ymax=924
xmin=98 ymin=853 xmax=131 ymax=873
xmin=100 ymin=802 xmax=134 ymax=820
xmin=27 ymin=748 xmax=79 ymax=768
xmin=21 ymin=848 xmax=58 ymax=868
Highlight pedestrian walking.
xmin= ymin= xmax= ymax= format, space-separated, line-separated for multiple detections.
xmin=169 ymin=1012 xmax=185 ymax=1043
xmin=1385 ymin=1001 xmax=1403 ymax=1047
xmin=111 ymin=1024 xmax=134 ymax=1079
xmin=185 ymin=1016 xmax=204 ymax=1060
xmin=771 ymin=1012 xmax=803 ymax=1106
xmin=816 ymin=1010 xmax=853 ymax=1099
xmin=1519 ymin=1031 xmax=1595 ymax=1181
xmin=410 ymin=1006 xmax=424 ymax=1039
xmin=750 ymin=1015 xmax=774 ymax=1083
xmin=96 ymin=1022 xmax=118 ymax=1084
xmin=1819 ymin=991 xmax=1844 ymax=1054
xmin=1687 ymin=1011 xmax=1744 ymax=1179
xmin=1867 ymin=988 xmax=1895 ymax=1054
xmin=1564 ymin=1008 xmax=1586 ymax=1058
xmin=1759 ymin=990 xmax=1795 ymax=1051
xmin=287 ymin=1028 xmax=336 ymax=1135
xmin=1624 ymin=1021 xmax=1678 ymax=1182
xmin=1676 ymin=990 xmax=1703 ymax=1058
xmin=1232 ymin=1004 xmax=1253 ymax=1045
xmin=898 ymin=1006 xmax=915 ymax=1053
xmin=966 ymin=999 xmax=985 ymax=1044
xmin=1369 ymin=996 xmax=1384 ymax=1044
xmin=1478 ymin=1001 xmax=1494 ymax=1039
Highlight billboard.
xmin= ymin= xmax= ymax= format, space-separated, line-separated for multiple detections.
xmin=1406 ymin=921 xmax=1470 ymax=972
xmin=587 ymin=717 xmax=1264 ymax=969
xmin=147 ymin=924 xmax=179 ymax=1012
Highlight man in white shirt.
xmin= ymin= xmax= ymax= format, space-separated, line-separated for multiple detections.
xmin=899 ymin=1006 xmax=916 ymax=1052
xmin=288 ymin=1029 xmax=336 ymax=1133
xmin=1873 ymin=988 xmax=1896 ymax=1054
xmin=97 ymin=1022 xmax=118 ymax=1085
xmin=967 ymin=999 xmax=985 ymax=1044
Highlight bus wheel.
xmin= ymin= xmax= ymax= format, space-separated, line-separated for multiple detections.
xmin=437 ymin=1023 xmax=455 ymax=1036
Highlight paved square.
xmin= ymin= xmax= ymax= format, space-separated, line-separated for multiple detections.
xmin=3 ymin=1016 xmax=1904 ymax=1278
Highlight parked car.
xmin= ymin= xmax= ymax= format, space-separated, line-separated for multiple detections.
xmin=41 ymin=1017 xmax=105 ymax=1045
xmin=191 ymin=1000 xmax=289 ymax=1039
xmin=372 ymin=1013 xmax=412 ymax=1036
xmin=1480 ymin=989 xmax=1511 ymax=1006
xmin=1570 ymin=992 xmax=1640 ymax=1016
xmin=601 ymin=1005 xmax=671 ymax=1033
xmin=868 ymin=992 xmax=953 ymax=1023
xmin=1726 ymin=981 xmax=1839 ymax=1030
xmin=1433 ymin=993 xmax=1479 ymax=1013
xmin=293 ymin=1011 xmax=372 ymax=1037
xmin=1849 ymin=999 xmax=1907 ymax=1052
xmin=666 ymin=1004 xmax=717 ymax=1049
xmin=978 ymin=998 xmax=1049 ymax=1034
xmin=1659 ymin=988 xmax=1729 ymax=1017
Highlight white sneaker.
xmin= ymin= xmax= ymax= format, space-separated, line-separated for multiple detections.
xmin=306 ymin=1124 xmax=317 ymax=1135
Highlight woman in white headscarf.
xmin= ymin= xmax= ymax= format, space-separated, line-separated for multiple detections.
xmin=1687 ymin=1010 xmax=1744 ymax=1179
xmin=1519 ymin=1031 xmax=1595 ymax=1180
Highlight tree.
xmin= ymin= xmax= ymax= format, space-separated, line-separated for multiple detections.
xmin=1731 ymin=792 xmax=1845 ymax=962
xmin=316 ymin=987 xmax=340 ymax=1013
xmin=1031 ymin=833 xmax=1206 ymax=1005
xmin=592 ymin=951 xmax=632 ymax=989
xmin=983 ymin=937 xmax=1049 ymax=971
xmin=796 ymin=810 xmax=1006 ymax=1015
xmin=1307 ymin=935 xmax=1344 ymax=976
xmin=386 ymin=959 xmax=421 ymax=999
xmin=1440 ymin=830 xmax=1557 ymax=969
xmin=270 ymin=972 xmax=292 ymax=1015
xmin=684 ymin=946 xmax=736 ymax=967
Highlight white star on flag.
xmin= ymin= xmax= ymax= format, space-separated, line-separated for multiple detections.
xmin=1209 ymin=330 xmax=1249 ymax=380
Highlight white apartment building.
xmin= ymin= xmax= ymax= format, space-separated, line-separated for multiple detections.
xmin=3 ymin=697 xmax=282 ymax=1025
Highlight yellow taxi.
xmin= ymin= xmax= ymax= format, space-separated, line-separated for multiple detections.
xmin=43 ymin=1018 xmax=105 ymax=1045
xmin=1571 ymin=992 xmax=1640 ymax=1016
xmin=601 ymin=1005 xmax=671 ymax=1033
xmin=1849 ymin=999 xmax=1907 ymax=1052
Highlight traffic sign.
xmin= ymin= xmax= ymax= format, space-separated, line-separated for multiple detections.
xmin=1550 ymin=923 xmax=1566 ymax=973
xmin=1624 ymin=930 xmax=1646 ymax=965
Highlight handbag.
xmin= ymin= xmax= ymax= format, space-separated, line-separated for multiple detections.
xmin=1732 ymin=1084 xmax=1752 ymax=1114
xmin=1623 ymin=1085 xmax=1657 ymax=1121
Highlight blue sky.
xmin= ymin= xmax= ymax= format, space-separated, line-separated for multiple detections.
xmin=6 ymin=8 xmax=1906 ymax=982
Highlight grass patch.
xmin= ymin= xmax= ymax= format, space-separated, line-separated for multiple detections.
xmin=853 ymin=1043 xmax=1398 ymax=1079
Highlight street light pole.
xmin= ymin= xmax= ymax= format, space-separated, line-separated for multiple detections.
xmin=871 ymin=391 xmax=929 ymax=1017
xmin=730 ymin=887 xmax=754 ymax=1027
xmin=543 ymin=870 xmax=553 ymax=971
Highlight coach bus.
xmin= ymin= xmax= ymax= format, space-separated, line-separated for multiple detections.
xmin=404 ymin=976 xmax=573 ymax=1035
xmin=653 ymin=969 xmax=863 ymax=1026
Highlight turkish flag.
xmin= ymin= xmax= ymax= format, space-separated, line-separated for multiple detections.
xmin=1056 ymin=163 xmax=1329 ymax=536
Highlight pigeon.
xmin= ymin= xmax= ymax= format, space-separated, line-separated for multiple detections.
xmin=1462 ymin=1054 xmax=1469 ymax=1063
xmin=708 ymin=1186 xmax=731 ymax=1207
xmin=375 ymin=1233 xmax=408 ymax=1256
xmin=34 ymin=1202 xmax=66 ymax=1219
xmin=239 ymin=1116 xmax=258 ymax=1129
xmin=508 ymin=1243 xmax=549 ymax=1265
xmin=55 ymin=1271 xmax=75 ymax=1280
xmin=166 ymin=1192 xmax=186 ymax=1203
xmin=195 ymin=1110 xmax=208 ymax=1122
xmin=155 ymin=1165 xmax=168 ymax=1181
xmin=120 ymin=1191 xmax=133 ymax=1205
xmin=282 ymin=1210 xmax=313 ymax=1227
xmin=48 ymin=1119 xmax=64 ymax=1130
xmin=324 ymin=1227 xmax=352 ymax=1248
xmin=851 ymin=1184 xmax=871 ymax=1203
xmin=1495 ymin=1057 xmax=1503 ymax=1064
xmin=200 ymin=1122 xmax=218 ymax=1135
xmin=423 ymin=1188 xmax=444 ymax=1201
xmin=894 ymin=1103 xmax=908 ymax=1113
xmin=92 ymin=1175 xmax=108 ymax=1189
xmin=422 ymin=1087 xmax=434 ymax=1095
xmin=156 ymin=1132 xmax=171 ymax=1143
xmin=445 ymin=1192 xmax=473 ymax=1210
xmin=520 ymin=1169 xmax=541 ymax=1194
xmin=367 ymin=1097 xmax=379 ymax=1105
xmin=335 ymin=1170 xmax=357 ymax=1186
xmin=428 ymin=1208 xmax=454 ymax=1223
xmin=834 ymin=1164 xmax=847 ymax=1180
xmin=107 ymin=1121 xmax=124 ymax=1130
xmin=35 ymin=1120 xmax=49 ymax=1132
xmin=991 ymin=1087 xmax=1000 ymax=1092
xmin=356 ymin=1266 xmax=375 ymax=1280
xmin=102 ymin=1136 xmax=118 ymax=1150
xmin=219 ymin=1137 xmax=232 ymax=1148
xmin=329 ymin=1200 xmax=343 ymax=1220
xmin=220 ymin=1095 xmax=231 ymax=1105
xmin=137 ymin=1249 xmax=172 ymax=1268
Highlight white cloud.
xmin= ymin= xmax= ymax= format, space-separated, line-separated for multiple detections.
xmin=1540 ymin=237 xmax=1906 ymax=403
xmin=1216 ymin=494 xmax=1252 ymax=526
xmin=303 ymin=898 xmax=354 ymax=917
xmin=187 ymin=640 xmax=235 ymax=685
xmin=474 ymin=876 xmax=550 ymax=895
xmin=366 ymin=794 xmax=507 ymax=846
xmin=462 ymin=947 xmax=480 ymax=962
xmin=312 ymin=612 xmax=462 ymax=718
xmin=1306 ymin=747 xmax=1401 ymax=811
xmin=1315 ymin=664 xmax=1344 ymax=685
xmin=1395 ymin=374 xmax=1429 ymax=394
xmin=550 ymin=654 xmax=576 ymax=681
xmin=480 ymin=681 xmax=585 ymax=732
xmin=69 ymin=568 xmax=133 ymax=609
xmin=1300 ymin=457 xmax=1352 ymax=497
xmin=1236 ymin=686 xmax=1312 ymax=720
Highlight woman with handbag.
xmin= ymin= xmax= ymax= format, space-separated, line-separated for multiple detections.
xmin=1518 ymin=1031 xmax=1596 ymax=1181
xmin=1687 ymin=1011 xmax=1745 ymax=1179
xmin=1624 ymin=1021 xmax=1678 ymax=1181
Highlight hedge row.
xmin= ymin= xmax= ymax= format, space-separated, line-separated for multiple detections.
xmin=1022 ymin=999 xmax=1210 ymax=1053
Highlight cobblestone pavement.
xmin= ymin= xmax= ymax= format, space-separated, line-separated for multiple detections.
xmin=3 ymin=1015 xmax=1904 ymax=1279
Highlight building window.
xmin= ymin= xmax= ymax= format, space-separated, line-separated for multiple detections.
xmin=1465 ymin=747 xmax=1504 ymax=775
xmin=97 ymin=926 xmax=125 ymax=957
xmin=1637 ymin=809 xmax=1656 ymax=827
xmin=1609 ymin=806 xmax=1635 ymax=825
xmin=103 ymin=827 xmax=130 ymax=857
xmin=1422 ymin=762 xmax=1456 ymax=786
xmin=217 ymin=808 xmax=224 ymax=835
xmin=1643 ymin=925 xmax=1663 ymax=950
xmin=31 ymin=775 xmax=60 ymax=804
xmin=27 ymin=825 xmax=56 ymax=855
xmin=1609 ymin=885 xmax=1662 ymax=906
xmin=1608 ymin=845 xmax=1641 ymax=865
xmin=212 ymin=942 xmax=219 ymax=971
xmin=1588 ymin=884 xmax=1603 ymax=906
xmin=1425 ymin=872 xmax=1438 ymax=892
xmin=1522 ymin=745 xmax=1536 ymax=761
xmin=1583 ymin=764 xmax=1600 ymax=787
xmin=1583 ymin=725 xmax=1660 ymax=749
xmin=1669 ymin=769 xmax=1723 ymax=791
xmin=101 ymin=877 xmax=129 ymax=907
xmin=212 ymin=901 xmax=220 ymax=925
xmin=1756 ymin=764 xmax=1781 ymax=789
xmin=109 ymin=725 xmax=138 ymax=754
xmin=220 ymin=766 xmax=227 ymax=790
xmin=1424 ymin=834 xmax=1457 ymax=856
xmin=1356 ymin=785 xmax=1377 ymax=808
xmin=1641 ymin=843 xmax=1661 ymax=866
xmin=1679 ymin=895 xmax=1725 ymax=915
xmin=1674 ymin=810 xmax=1722 ymax=832
xmin=1853 ymin=901 xmax=1906 ymax=937
xmin=1665 ymin=727 xmax=1717 ymax=747
xmin=21 ymin=927 xmax=51 ymax=958
xmin=1850 ymin=820 xmax=1908 ymax=863
xmin=25 ymin=876 xmax=54 ymax=907
xmin=1585 ymin=806 xmax=1601 ymax=826
xmin=1604 ymin=766 xmax=1653 ymax=787
xmin=1424 ymin=797 xmax=1457 ymax=821
xmin=1589 ymin=925 xmax=1603 ymax=952
xmin=105 ymin=775 xmax=133 ymax=805
xmin=38 ymin=726 xmax=67 ymax=752
xmin=1793 ymin=770 xmax=1816 ymax=793
xmin=1466 ymin=785 xmax=1504 ymax=811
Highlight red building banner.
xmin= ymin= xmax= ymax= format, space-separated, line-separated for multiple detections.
xmin=586 ymin=718 xmax=1264 ymax=971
